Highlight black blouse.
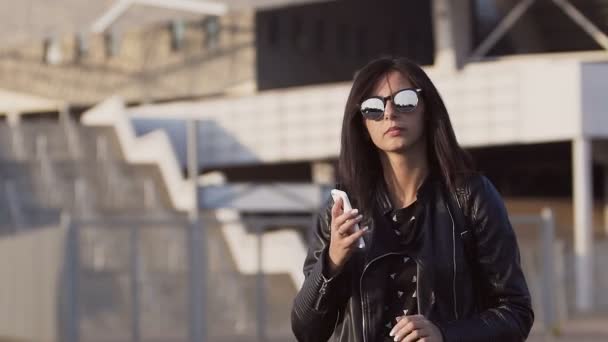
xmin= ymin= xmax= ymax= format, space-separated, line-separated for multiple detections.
xmin=381 ymin=201 xmax=421 ymax=340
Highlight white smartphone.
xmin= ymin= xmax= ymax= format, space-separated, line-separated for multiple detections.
xmin=330 ymin=189 xmax=366 ymax=249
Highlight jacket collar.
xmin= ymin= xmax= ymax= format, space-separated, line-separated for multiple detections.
xmin=363 ymin=172 xmax=438 ymax=262
xmin=374 ymin=171 xmax=438 ymax=216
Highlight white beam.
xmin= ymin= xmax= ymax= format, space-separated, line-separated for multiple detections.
xmin=552 ymin=0 xmax=608 ymax=51
xmin=136 ymin=0 xmax=228 ymax=16
xmin=572 ymin=137 xmax=594 ymax=312
xmin=91 ymin=0 xmax=134 ymax=34
xmin=91 ymin=0 xmax=228 ymax=34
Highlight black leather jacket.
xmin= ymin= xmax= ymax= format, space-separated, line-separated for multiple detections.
xmin=291 ymin=175 xmax=534 ymax=342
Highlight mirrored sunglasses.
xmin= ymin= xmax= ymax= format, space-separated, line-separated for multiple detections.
xmin=359 ymin=88 xmax=422 ymax=120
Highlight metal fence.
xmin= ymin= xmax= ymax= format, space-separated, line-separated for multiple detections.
xmin=512 ymin=208 xmax=566 ymax=335
xmin=0 ymin=207 xmax=563 ymax=342
xmin=61 ymin=213 xmax=298 ymax=342
xmin=62 ymin=216 xmax=195 ymax=342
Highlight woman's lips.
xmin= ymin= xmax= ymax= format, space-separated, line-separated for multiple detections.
xmin=385 ymin=127 xmax=404 ymax=136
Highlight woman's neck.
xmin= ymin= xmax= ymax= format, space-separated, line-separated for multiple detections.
xmin=380 ymin=146 xmax=429 ymax=209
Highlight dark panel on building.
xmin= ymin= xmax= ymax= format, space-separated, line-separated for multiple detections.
xmin=470 ymin=142 xmax=573 ymax=198
xmin=472 ymin=0 xmax=608 ymax=56
xmin=211 ymin=161 xmax=312 ymax=182
xmin=255 ymin=0 xmax=434 ymax=90
xmin=469 ymin=142 xmax=604 ymax=200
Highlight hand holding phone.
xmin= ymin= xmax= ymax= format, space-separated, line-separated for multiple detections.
xmin=330 ymin=189 xmax=366 ymax=249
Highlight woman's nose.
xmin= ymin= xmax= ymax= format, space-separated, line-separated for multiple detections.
xmin=383 ymin=100 xmax=396 ymax=120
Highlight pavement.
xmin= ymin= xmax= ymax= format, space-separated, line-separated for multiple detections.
xmin=528 ymin=313 xmax=608 ymax=341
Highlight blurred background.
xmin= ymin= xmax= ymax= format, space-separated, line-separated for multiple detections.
xmin=0 ymin=0 xmax=607 ymax=341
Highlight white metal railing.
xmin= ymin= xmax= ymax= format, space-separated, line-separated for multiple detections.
xmin=73 ymin=177 xmax=96 ymax=219
xmin=9 ymin=121 xmax=26 ymax=161
xmin=512 ymin=208 xmax=564 ymax=335
xmin=36 ymin=134 xmax=61 ymax=206
xmin=60 ymin=106 xmax=83 ymax=160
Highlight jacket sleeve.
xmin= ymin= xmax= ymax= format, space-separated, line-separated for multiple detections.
xmin=291 ymin=197 xmax=350 ymax=342
xmin=439 ymin=176 xmax=534 ymax=342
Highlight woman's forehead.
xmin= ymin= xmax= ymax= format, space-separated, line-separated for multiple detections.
xmin=370 ymin=70 xmax=413 ymax=96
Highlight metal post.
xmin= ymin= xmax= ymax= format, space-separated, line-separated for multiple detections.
xmin=143 ymin=178 xmax=157 ymax=210
xmin=37 ymin=134 xmax=59 ymax=205
xmin=540 ymin=208 xmax=556 ymax=331
xmin=256 ymin=222 xmax=267 ymax=342
xmin=5 ymin=180 xmax=25 ymax=231
xmin=64 ymin=213 xmax=80 ymax=342
xmin=604 ymin=168 xmax=608 ymax=238
xmin=130 ymin=225 xmax=141 ymax=342
xmin=74 ymin=178 xmax=94 ymax=219
xmin=35 ymin=134 xmax=48 ymax=161
xmin=60 ymin=104 xmax=82 ymax=160
xmin=187 ymin=119 xmax=206 ymax=342
xmin=572 ymin=138 xmax=593 ymax=312
xmin=8 ymin=113 xmax=26 ymax=161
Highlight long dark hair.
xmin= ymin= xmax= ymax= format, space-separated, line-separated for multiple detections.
xmin=337 ymin=56 xmax=474 ymax=213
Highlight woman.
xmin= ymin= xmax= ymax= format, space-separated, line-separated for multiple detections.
xmin=291 ymin=57 xmax=534 ymax=342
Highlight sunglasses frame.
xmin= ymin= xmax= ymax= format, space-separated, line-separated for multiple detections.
xmin=359 ymin=88 xmax=422 ymax=120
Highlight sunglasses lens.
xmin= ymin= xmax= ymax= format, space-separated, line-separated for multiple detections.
xmin=393 ymin=89 xmax=419 ymax=112
xmin=360 ymin=98 xmax=384 ymax=119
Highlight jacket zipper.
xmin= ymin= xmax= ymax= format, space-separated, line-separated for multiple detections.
xmin=445 ymin=204 xmax=459 ymax=319
xmin=359 ymin=251 xmax=413 ymax=342
xmin=315 ymin=277 xmax=332 ymax=310
xmin=358 ymin=200 xmax=461 ymax=338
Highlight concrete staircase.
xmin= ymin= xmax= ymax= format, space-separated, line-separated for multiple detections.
xmin=0 ymin=109 xmax=299 ymax=341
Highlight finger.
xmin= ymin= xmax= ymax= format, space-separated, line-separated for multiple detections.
xmin=331 ymin=197 xmax=343 ymax=220
xmin=390 ymin=315 xmax=424 ymax=336
xmin=394 ymin=321 xmax=426 ymax=342
xmin=337 ymin=214 xmax=363 ymax=235
xmin=333 ymin=208 xmax=360 ymax=230
xmin=390 ymin=317 xmax=424 ymax=338
xmin=396 ymin=314 xmax=425 ymax=323
xmin=342 ymin=226 xmax=368 ymax=246
xmin=402 ymin=327 xmax=429 ymax=342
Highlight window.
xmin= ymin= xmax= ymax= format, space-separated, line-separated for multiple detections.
xmin=315 ymin=19 xmax=325 ymax=52
xmin=203 ymin=16 xmax=220 ymax=50
xmin=74 ymin=32 xmax=89 ymax=61
xmin=43 ymin=36 xmax=62 ymax=65
xmin=104 ymin=29 xmax=121 ymax=58
xmin=267 ymin=15 xmax=279 ymax=46
xmin=336 ymin=24 xmax=350 ymax=56
xmin=291 ymin=17 xmax=304 ymax=50
xmin=170 ymin=20 xmax=185 ymax=51
xmin=354 ymin=26 xmax=367 ymax=58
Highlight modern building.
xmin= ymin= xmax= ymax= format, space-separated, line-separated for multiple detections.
xmin=1 ymin=0 xmax=608 ymax=340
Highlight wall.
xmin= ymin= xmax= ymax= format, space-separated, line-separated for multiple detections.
xmin=0 ymin=227 xmax=67 ymax=342
xmin=129 ymin=58 xmax=608 ymax=168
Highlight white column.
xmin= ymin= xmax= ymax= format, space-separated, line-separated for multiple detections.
xmin=572 ymin=137 xmax=593 ymax=312
xmin=6 ymin=110 xmax=21 ymax=125
xmin=432 ymin=0 xmax=471 ymax=70
xmin=311 ymin=161 xmax=335 ymax=185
